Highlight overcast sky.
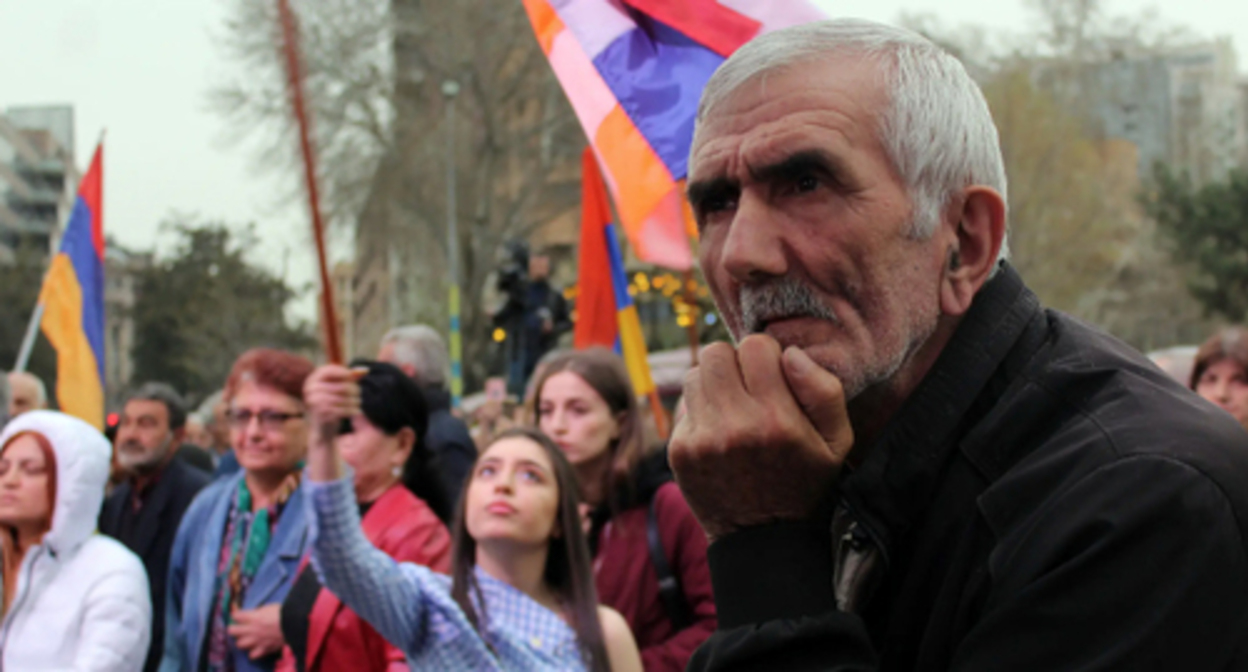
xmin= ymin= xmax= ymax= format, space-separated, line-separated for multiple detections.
xmin=1 ymin=0 xmax=1246 ymax=320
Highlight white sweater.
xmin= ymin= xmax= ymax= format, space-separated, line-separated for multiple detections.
xmin=0 ymin=411 xmax=151 ymax=671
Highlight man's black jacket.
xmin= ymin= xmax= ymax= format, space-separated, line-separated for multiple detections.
xmin=100 ymin=458 xmax=210 ymax=672
xmin=692 ymin=265 xmax=1248 ymax=671
xmin=404 ymin=385 xmax=477 ymax=524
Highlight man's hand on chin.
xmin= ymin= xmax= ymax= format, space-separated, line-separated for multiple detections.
xmin=669 ymin=335 xmax=855 ymax=542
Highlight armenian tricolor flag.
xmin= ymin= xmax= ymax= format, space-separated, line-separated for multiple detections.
xmin=574 ymin=149 xmax=665 ymax=434
xmin=37 ymin=143 xmax=105 ymax=429
xmin=522 ymin=0 xmax=824 ymax=270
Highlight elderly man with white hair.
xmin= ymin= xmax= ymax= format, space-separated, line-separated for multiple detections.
xmin=669 ymin=18 xmax=1248 ymax=670
xmin=378 ymin=324 xmax=477 ymax=523
xmin=7 ymin=370 xmax=48 ymax=418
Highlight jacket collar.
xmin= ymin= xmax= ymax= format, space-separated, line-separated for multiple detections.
xmin=423 ymin=386 xmax=452 ymax=413
xmin=241 ymin=484 xmax=309 ymax=607
xmin=124 ymin=459 xmax=185 ymax=559
xmin=839 ymin=263 xmax=1049 ymax=561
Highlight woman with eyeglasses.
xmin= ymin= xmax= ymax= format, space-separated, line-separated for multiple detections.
xmin=299 ymin=364 xmax=643 ymax=671
xmin=275 ymin=360 xmax=452 ymax=672
xmin=160 ymin=348 xmax=315 ymax=672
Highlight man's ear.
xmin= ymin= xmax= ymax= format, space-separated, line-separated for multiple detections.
xmin=940 ymin=186 xmax=1006 ymax=317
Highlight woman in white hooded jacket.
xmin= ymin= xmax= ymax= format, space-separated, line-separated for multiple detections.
xmin=0 ymin=410 xmax=151 ymax=671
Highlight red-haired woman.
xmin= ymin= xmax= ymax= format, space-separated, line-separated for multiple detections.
xmin=0 ymin=410 xmax=151 ymax=671
xmin=534 ymin=348 xmax=717 ymax=671
xmin=161 ymin=348 xmax=315 ymax=672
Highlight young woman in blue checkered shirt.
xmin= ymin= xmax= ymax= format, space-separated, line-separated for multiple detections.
xmin=302 ymin=364 xmax=643 ymax=671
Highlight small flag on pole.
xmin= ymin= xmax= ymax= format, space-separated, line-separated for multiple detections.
xmin=575 ymin=148 xmax=666 ymax=436
xmin=38 ymin=143 xmax=106 ymax=429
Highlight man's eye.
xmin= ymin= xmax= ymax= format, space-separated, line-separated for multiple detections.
xmin=704 ymin=195 xmax=737 ymax=214
xmin=789 ymin=174 xmax=820 ymax=194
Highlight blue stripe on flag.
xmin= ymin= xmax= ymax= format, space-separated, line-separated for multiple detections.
xmin=592 ymin=15 xmax=724 ymax=180
xmin=61 ymin=196 xmax=106 ymax=380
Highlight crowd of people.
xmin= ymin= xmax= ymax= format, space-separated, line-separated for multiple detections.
xmin=0 ymin=322 xmax=713 ymax=672
xmin=4 ymin=17 xmax=1248 ymax=672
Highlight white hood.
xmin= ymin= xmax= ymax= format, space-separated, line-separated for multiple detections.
xmin=0 ymin=410 xmax=111 ymax=554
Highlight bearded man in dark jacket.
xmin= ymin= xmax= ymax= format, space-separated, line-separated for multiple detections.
xmin=671 ymin=18 xmax=1248 ymax=672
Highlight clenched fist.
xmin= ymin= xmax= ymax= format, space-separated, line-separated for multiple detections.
xmin=669 ymin=335 xmax=854 ymax=542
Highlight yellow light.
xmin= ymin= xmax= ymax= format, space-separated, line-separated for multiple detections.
xmin=633 ymin=272 xmax=650 ymax=292
xmin=492 ymin=328 xmax=506 ymax=342
xmin=676 ymin=314 xmax=693 ymax=328
xmin=652 ymin=276 xmax=665 ymax=289
xmin=628 ymin=285 xmax=638 ymax=297
xmin=687 ymin=279 xmax=698 ymax=292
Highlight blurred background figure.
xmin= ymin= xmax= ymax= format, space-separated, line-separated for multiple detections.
xmin=6 ymin=371 xmax=48 ymax=419
xmin=378 ymin=325 xmax=476 ymax=524
xmin=161 ymin=349 xmax=314 ymax=672
xmin=198 ymin=391 xmax=241 ymax=478
xmin=100 ymin=382 xmax=212 ymax=672
xmin=0 ymin=410 xmax=151 ymax=671
xmin=185 ymin=413 xmax=212 ymax=451
xmin=277 ymin=360 xmax=452 ymax=672
xmin=534 ymin=348 xmax=716 ymax=671
xmin=491 ymin=243 xmax=572 ymax=398
xmin=1149 ymin=345 xmax=1198 ymax=385
xmin=1190 ymin=327 xmax=1248 ymax=431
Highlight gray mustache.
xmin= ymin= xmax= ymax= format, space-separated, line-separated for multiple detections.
xmin=739 ymin=278 xmax=838 ymax=334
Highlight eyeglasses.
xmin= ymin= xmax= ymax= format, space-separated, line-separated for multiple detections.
xmin=227 ymin=409 xmax=305 ymax=432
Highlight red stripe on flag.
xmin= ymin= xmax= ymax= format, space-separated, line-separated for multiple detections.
xmin=621 ymin=0 xmax=761 ymax=58
xmin=79 ymin=144 xmax=104 ymax=259
xmin=574 ymin=148 xmax=621 ymax=350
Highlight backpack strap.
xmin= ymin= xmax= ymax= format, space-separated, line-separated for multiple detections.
xmin=646 ymin=494 xmax=693 ymax=631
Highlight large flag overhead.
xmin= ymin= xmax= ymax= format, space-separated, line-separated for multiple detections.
xmin=523 ymin=0 xmax=825 ymax=270
xmin=574 ymin=148 xmax=657 ymax=399
xmin=39 ymin=143 xmax=105 ymax=429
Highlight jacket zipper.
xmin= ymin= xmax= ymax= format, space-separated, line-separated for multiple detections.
xmin=0 ymin=546 xmax=47 ymax=671
xmin=832 ymin=499 xmax=888 ymax=614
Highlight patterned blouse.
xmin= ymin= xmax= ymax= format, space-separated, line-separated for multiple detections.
xmin=304 ymin=474 xmax=589 ymax=671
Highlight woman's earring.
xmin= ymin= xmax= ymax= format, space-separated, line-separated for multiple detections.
xmin=392 ymin=465 xmax=402 ymax=478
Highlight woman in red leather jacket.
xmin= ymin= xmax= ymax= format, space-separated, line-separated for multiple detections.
xmin=534 ymin=348 xmax=717 ymax=672
xmin=277 ymin=361 xmax=451 ymax=672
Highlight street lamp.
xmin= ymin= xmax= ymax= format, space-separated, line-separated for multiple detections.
xmin=443 ymin=79 xmax=463 ymax=409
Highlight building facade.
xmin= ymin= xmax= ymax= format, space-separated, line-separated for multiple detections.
xmin=1086 ymin=39 xmax=1247 ymax=183
xmin=0 ymin=105 xmax=78 ymax=260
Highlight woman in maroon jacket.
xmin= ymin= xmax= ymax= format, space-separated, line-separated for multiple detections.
xmin=277 ymin=361 xmax=452 ymax=672
xmin=534 ymin=348 xmax=716 ymax=671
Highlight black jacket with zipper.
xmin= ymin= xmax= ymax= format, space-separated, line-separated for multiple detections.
xmin=691 ymin=264 xmax=1248 ymax=671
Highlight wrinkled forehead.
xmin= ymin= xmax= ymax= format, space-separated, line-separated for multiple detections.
xmin=689 ymin=56 xmax=890 ymax=180
xmin=694 ymin=50 xmax=888 ymax=139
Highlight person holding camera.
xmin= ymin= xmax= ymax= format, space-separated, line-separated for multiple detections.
xmin=493 ymin=244 xmax=572 ymax=397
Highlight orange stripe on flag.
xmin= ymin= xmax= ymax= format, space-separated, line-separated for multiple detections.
xmin=39 ymin=254 xmax=104 ymax=429
xmin=522 ymin=0 xmax=563 ymax=55
xmin=594 ymin=107 xmax=674 ymax=243
xmin=617 ymin=305 xmax=656 ymax=397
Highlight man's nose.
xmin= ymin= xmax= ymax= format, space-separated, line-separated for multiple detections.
xmin=720 ymin=193 xmax=788 ymax=284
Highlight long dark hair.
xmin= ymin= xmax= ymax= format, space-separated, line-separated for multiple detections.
xmin=532 ymin=348 xmax=648 ymax=512
xmin=449 ymin=426 xmax=610 ymax=672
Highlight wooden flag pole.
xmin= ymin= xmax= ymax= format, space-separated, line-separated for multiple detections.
xmin=277 ymin=0 xmax=342 ymax=364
